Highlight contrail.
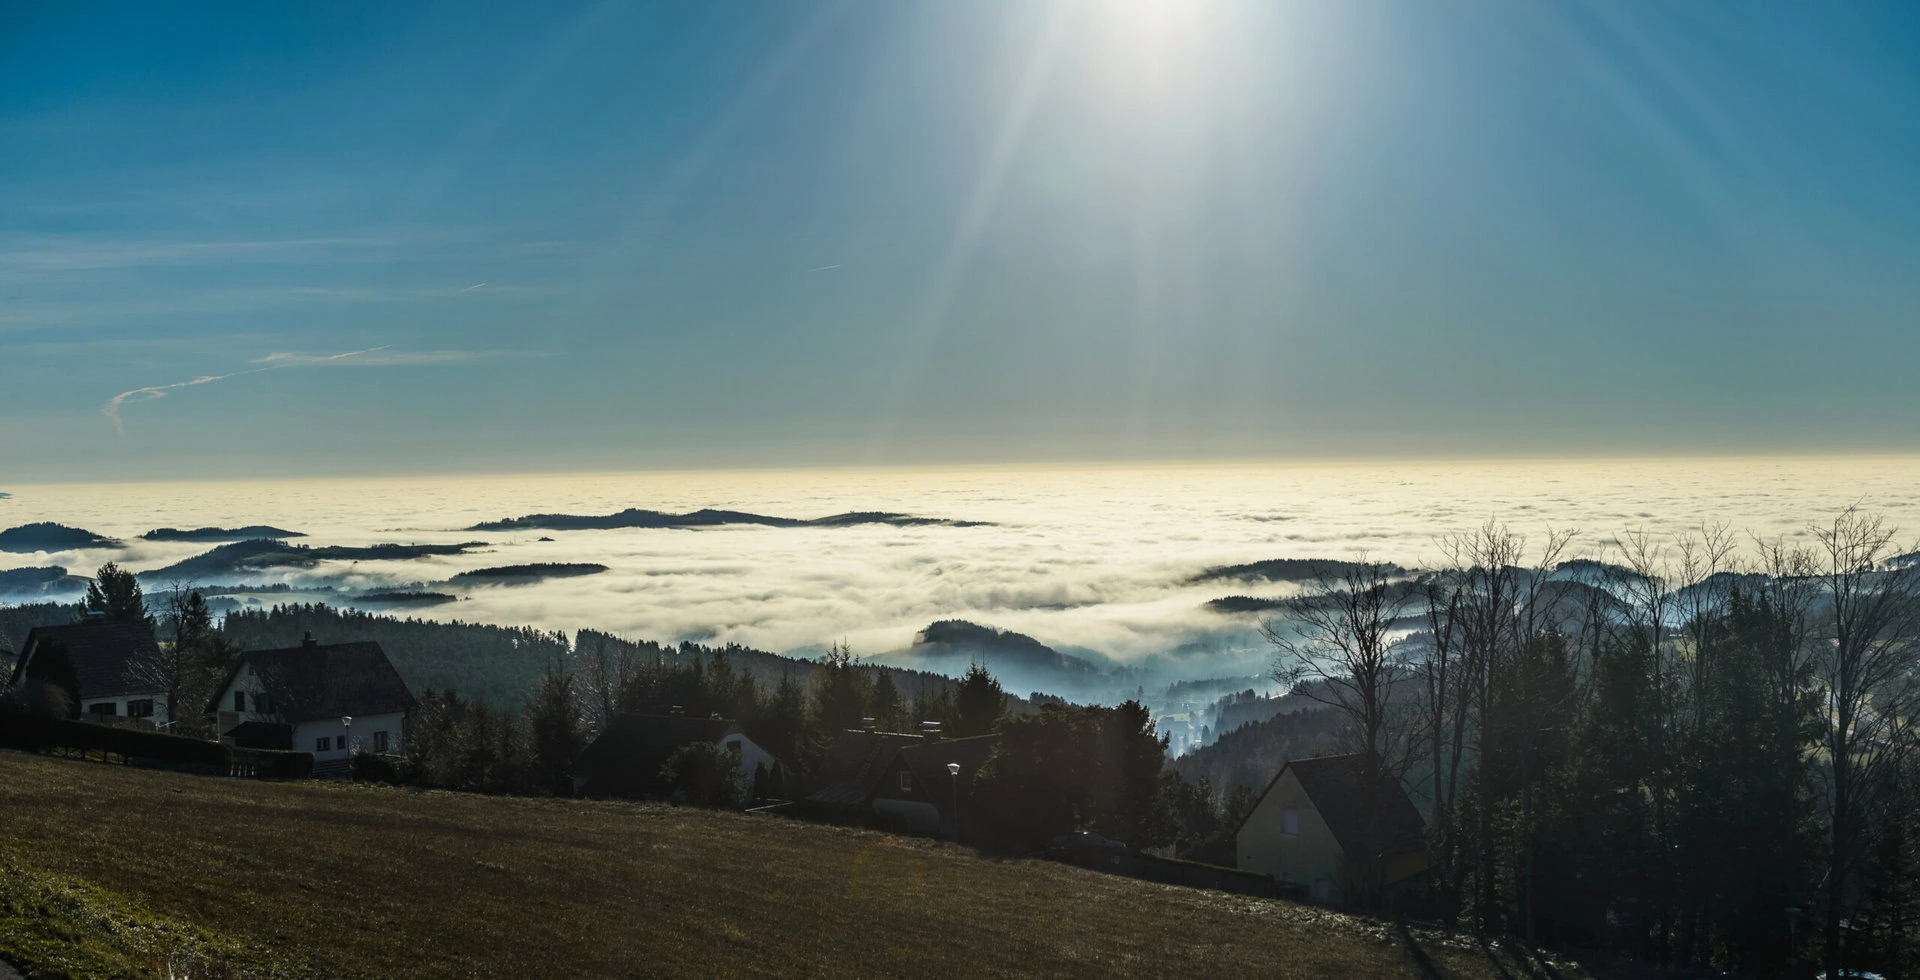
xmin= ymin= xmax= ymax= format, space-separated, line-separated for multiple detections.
xmin=460 ymin=282 xmax=487 ymax=292
xmin=101 ymin=345 xmax=391 ymax=436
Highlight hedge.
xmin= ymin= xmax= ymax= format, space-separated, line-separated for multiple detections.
xmin=0 ymin=713 xmax=313 ymax=779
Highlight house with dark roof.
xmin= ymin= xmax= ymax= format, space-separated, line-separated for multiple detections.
xmin=1233 ymin=752 xmax=1428 ymax=906
xmin=572 ymin=713 xmax=779 ymax=798
xmin=2 ymin=619 xmax=169 ymax=725
xmin=804 ymin=728 xmax=998 ymax=842
xmin=210 ymin=634 xmax=415 ymax=773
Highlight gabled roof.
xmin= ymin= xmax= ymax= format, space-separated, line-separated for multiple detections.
xmin=897 ymin=734 xmax=999 ymax=800
xmin=212 ymin=640 xmax=415 ymax=722
xmin=805 ymin=730 xmax=926 ymax=807
xmin=1252 ymin=753 xmax=1426 ymax=858
xmin=575 ymin=714 xmax=742 ymax=775
xmin=13 ymin=621 xmax=164 ymax=700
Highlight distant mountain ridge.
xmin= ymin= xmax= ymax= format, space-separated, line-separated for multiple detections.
xmin=0 ymin=566 xmax=90 ymax=596
xmin=451 ymin=563 xmax=608 ymax=583
xmin=1187 ymin=558 xmax=1402 ymax=586
xmin=142 ymin=525 xmax=306 ymax=542
xmin=467 ymin=507 xmax=986 ymax=532
xmin=864 ymin=619 xmax=1131 ymax=702
xmin=0 ymin=523 xmax=120 ymax=553
xmin=140 ymin=538 xmax=489 ymax=581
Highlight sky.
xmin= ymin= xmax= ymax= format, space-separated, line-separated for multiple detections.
xmin=5 ymin=1 xmax=1920 ymax=481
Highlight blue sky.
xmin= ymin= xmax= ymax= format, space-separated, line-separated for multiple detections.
xmin=5 ymin=1 xmax=1920 ymax=480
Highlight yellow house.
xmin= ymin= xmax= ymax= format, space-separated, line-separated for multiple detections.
xmin=1234 ymin=753 xmax=1429 ymax=906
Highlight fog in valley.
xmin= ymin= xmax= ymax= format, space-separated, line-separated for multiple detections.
xmin=5 ymin=456 xmax=1914 ymax=711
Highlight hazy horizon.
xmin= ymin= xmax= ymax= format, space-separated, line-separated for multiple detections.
xmin=7 ymin=455 xmax=1918 ymax=702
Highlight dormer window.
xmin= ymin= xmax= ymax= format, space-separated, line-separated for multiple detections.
xmin=898 ymin=771 xmax=913 ymax=792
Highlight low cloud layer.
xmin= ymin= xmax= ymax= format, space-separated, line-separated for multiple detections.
xmin=5 ymin=458 xmax=1917 ymax=691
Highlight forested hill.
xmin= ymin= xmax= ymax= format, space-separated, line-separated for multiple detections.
xmin=221 ymin=605 xmax=569 ymax=711
xmin=1172 ymin=704 xmax=1343 ymax=795
xmin=220 ymin=605 xmax=1032 ymax=717
xmin=573 ymin=629 xmax=1035 ymax=712
xmin=1 ymin=601 xmax=76 ymax=669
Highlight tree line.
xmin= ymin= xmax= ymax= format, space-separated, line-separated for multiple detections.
xmin=1273 ymin=509 xmax=1920 ymax=978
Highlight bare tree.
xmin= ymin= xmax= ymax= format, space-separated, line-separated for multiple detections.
xmin=1263 ymin=557 xmax=1416 ymax=907
xmin=1432 ymin=521 xmax=1576 ymax=934
xmin=578 ymin=631 xmax=640 ymax=735
xmin=1809 ymin=508 xmax=1920 ymax=978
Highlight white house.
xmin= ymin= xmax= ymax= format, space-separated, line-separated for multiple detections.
xmin=211 ymin=634 xmax=415 ymax=771
xmin=1234 ymin=753 xmax=1429 ymax=906
xmin=2 ymin=619 xmax=170 ymax=726
xmin=571 ymin=713 xmax=781 ymax=797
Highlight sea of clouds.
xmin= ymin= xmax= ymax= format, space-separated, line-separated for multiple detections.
xmin=4 ymin=456 xmax=1918 ymax=689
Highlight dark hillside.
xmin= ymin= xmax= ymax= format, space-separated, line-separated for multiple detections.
xmin=1173 ymin=705 xmax=1345 ymax=794
xmin=220 ymin=604 xmax=567 ymax=711
xmin=0 ymin=752 xmax=1586 ymax=979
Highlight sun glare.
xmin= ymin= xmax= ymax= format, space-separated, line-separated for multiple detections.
xmin=1092 ymin=0 xmax=1224 ymax=98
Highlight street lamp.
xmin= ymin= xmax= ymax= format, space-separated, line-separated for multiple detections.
xmin=947 ymin=762 xmax=962 ymax=842
xmin=341 ymin=715 xmax=353 ymax=758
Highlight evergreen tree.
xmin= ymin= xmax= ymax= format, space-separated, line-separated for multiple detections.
xmin=809 ymin=641 xmax=869 ymax=737
xmin=756 ymin=673 xmax=810 ymax=769
xmin=528 ymin=656 xmax=587 ymax=793
xmin=870 ymin=670 xmax=905 ymax=732
xmin=975 ymin=700 xmax=1171 ymax=850
xmin=953 ymin=664 xmax=1006 ymax=737
xmin=83 ymin=562 xmax=154 ymax=634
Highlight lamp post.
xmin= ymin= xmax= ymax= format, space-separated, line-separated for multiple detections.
xmin=341 ymin=715 xmax=352 ymax=759
xmin=1784 ymin=906 xmax=1800 ymax=963
xmin=947 ymin=762 xmax=962 ymax=842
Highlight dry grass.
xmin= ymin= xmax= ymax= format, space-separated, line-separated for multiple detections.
xmin=0 ymin=752 xmax=1585 ymax=979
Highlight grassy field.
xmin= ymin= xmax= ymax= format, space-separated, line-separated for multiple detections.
xmin=0 ymin=751 xmax=1585 ymax=979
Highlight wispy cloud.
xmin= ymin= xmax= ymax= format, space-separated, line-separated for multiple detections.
xmin=100 ymin=345 xmax=518 ymax=436
xmin=0 ymin=237 xmax=391 ymax=274
xmin=253 ymin=348 xmax=512 ymax=367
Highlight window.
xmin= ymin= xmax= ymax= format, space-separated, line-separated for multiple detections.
xmin=1311 ymin=878 xmax=1331 ymax=903
xmin=233 ymin=691 xmax=247 ymax=712
xmin=88 ymin=701 xmax=118 ymax=716
xmin=373 ymin=731 xmax=390 ymax=754
xmin=127 ymin=700 xmax=154 ymax=718
xmin=316 ymin=736 xmax=331 ymax=752
xmin=1282 ymin=808 xmax=1300 ymax=836
xmin=261 ymin=695 xmax=276 ymax=714
xmin=898 ymin=771 xmax=913 ymax=792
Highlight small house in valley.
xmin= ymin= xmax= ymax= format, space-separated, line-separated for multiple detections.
xmin=211 ymin=635 xmax=414 ymax=772
xmin=1234 ymin=753 xmax=1428 ymax=905
xmin=2 ymin=620 xmax=169 ymax=725
xmin=572 ymin=713 xmax=779 ymax=798
xmin=805 ymin=728 xmax=998 ymax=842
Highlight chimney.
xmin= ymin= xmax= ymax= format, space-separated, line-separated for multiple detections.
xmin=919 ymin=720 xmax=943 ymax=740
xmin=669 ymin=704 xmax=684 ymax=717
xmin=302 ymin=632 xmax=317 ymax=651
xmin=860 ymin=717 xmax=876 ymax=731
